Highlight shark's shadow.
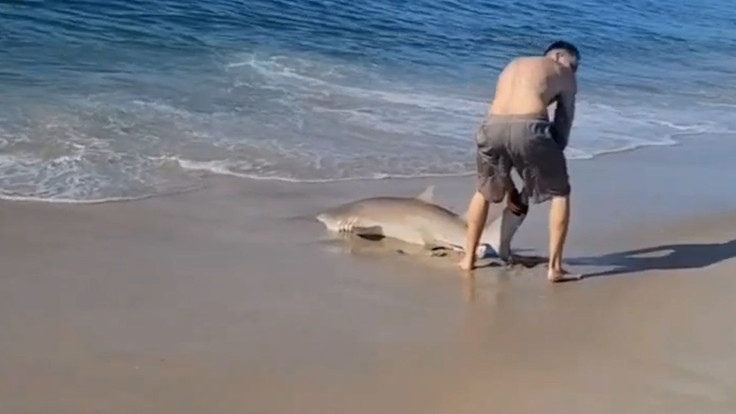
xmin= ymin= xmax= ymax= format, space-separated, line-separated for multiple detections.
xmin=570 ymin=238 xmax=736 ymax=278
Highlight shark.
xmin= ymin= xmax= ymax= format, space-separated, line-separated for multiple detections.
xmin=315 ymin=185 xmax=526 ymax=261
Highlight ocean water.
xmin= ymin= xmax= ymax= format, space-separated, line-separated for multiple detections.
xmin=1 ymin=0 xmax=735 ymax=202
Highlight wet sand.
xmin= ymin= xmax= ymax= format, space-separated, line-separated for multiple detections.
xmin=2 ymin=133 xmax=736 ymax=413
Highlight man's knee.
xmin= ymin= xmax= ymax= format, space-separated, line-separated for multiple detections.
xmin=476 ymin=181 xmax=505 ymax=204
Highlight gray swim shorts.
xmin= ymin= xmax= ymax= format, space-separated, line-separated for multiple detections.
xmin=475 ymin=114 xmax=570 ymax=205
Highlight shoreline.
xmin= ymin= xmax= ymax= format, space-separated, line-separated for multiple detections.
xmin=0 ymin=128 xmax=717 ymax=207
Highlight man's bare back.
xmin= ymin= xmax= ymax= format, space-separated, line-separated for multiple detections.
xmin=490 ymin=56 xmax=577 ymax=149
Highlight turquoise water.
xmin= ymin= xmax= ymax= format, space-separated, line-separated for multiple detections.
xmin=1 ymin=0 xmax=735 ymax=201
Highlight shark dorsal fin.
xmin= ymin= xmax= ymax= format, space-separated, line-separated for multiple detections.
xmin=415 ymin=185 xmax=435 ymax=203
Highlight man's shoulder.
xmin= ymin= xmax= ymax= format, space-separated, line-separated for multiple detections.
xmin=507 ymin=56 xmax=545 ymax=65
xmin=499 ymin=56 xmax=545 ymax=75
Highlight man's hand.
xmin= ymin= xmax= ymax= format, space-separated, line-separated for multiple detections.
xmin=506 ymin=186 xmax=528 ymax=216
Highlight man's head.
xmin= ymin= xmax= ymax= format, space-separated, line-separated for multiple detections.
xmin=544 ymin=41 xmax=580 ymax=73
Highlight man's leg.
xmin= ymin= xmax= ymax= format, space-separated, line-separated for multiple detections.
xmin=465 ymin=118 xmax=512 ymax=271
xmin=459 ymin=190 xmax=489 ymax=271
xmin=548 ymin=194 xmax=576 ymax=281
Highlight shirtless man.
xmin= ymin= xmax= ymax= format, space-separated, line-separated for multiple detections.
xmin=458 ymin=41 xmax=579 ymax=282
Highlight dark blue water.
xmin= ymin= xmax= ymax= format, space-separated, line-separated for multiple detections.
xmin=2 ymin=0 xmax=735 ymax=201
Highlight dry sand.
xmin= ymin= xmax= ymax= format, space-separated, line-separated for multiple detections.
xmin=1 ymin=134 xmax=736 ymax=413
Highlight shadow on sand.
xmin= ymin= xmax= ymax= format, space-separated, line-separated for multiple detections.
xmin=570 ymin=238 xmax=736 ymax=278
xmin=322 ymin=231 xmax=736 ymax=281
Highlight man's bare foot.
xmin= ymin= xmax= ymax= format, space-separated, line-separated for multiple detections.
xmin=547 ymin=268 xmax=582 ymax=283
xmin=459 ymin=254 xmax=476 ymax=272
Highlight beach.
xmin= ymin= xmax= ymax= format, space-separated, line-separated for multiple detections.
xmin=2 ymin=0 xmax=736 ymax=412
xmin=2 ymin=133 xmax=735 ymax=414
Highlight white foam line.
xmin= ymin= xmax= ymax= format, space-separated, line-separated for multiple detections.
xmin=177 ymin=129 xmax=696 ymax=184
xmin=179 ymin=158 xmax=474 ymax=183
xmin=698 ymin=102 xmax=736 ymax=109
xmin=0 ymin=184 xmax=204 ymax=205
xmin=0 ymin=140 xmax=676 ymax=204
xmin=4 ymin=126 xmax=725 ymax=204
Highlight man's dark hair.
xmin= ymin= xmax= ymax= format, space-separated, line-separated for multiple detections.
xmin=544 ymin=41 xmax=580 ymax=60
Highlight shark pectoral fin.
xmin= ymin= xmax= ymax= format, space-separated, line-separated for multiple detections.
xmin=415 ymin=185 xmax=435 ymax=203
xmin=352 ymin=225 xmax=385 ymax=241
xmin=415 ymin=227 xmax=442 ymax=249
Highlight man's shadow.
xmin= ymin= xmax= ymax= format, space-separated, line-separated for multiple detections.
xmin=570 ymin=238 xmax=736 ymax=278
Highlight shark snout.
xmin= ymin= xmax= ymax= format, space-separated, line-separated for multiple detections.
xmin=316 ymin=213 xmax=338 ymax=230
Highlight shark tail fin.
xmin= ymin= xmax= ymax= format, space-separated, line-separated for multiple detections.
xmin=474 ymin=189 xmax=529 ymax=260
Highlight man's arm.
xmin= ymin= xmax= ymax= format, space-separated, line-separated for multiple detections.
xmin=552 ymin=85 xmax=576 ymax=150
